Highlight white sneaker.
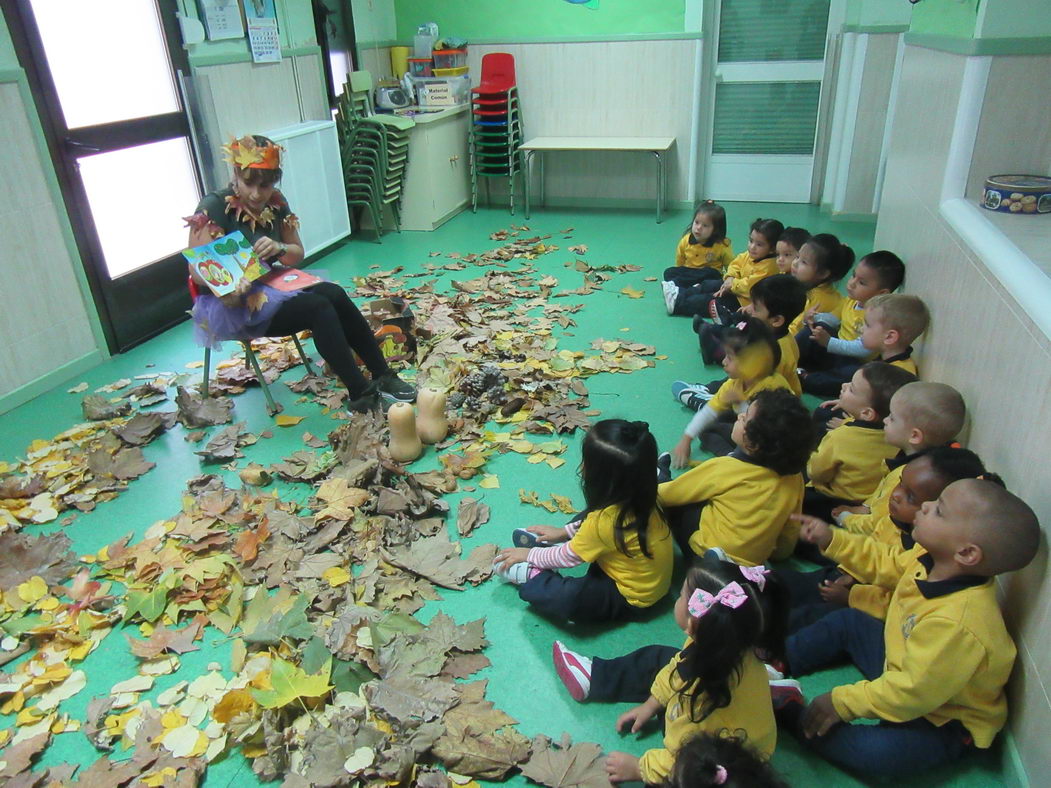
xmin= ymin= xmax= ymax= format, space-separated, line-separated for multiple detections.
xmin=492 ymin=560 xmax=530 ymax=585
xmin=662 ymin=281 xmax=679 ymax=315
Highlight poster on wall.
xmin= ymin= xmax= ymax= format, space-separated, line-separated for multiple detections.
xmin=245 ymin=0 xmax=282 ymax=63
xmin=197 ymin=0 xmax=244 ymax=40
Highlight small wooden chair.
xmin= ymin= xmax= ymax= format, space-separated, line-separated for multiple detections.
xmin=188 ymin=277 xmax=317 ymax=416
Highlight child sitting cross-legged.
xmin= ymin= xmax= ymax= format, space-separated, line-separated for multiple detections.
xmin=787 ymin=233 xmax=851 ymax=337
xmin=779 ymin=447 xmax=994 ymax=632
xmin=551 ymin=560 xmax=789 ymax=785
xmin=678 ymin=274 xmax=808 ymax=408
xmin=666 ymin=219 xmax=783 ymax=321
xmin=663 ymin=732 xmax=791 ymax=788
xmin=672 ymin=317 xmax=795 ymax=465
xmin=774 ymin=479 xmax=1040 ymax=777
xmin=834 ymin=381 xmax=967 ymax=533
xmin=492 ymin=419 xmax=673 ymax=624
xmin=803 ymin=361 xmax=917 ymax=523
xmin=663 ymin=389 xmax=814 ymax=565
xmin=661 ymin=200 xmax=735 ymax=306
xmin=798 ymin=250 xmax=906 ymax=396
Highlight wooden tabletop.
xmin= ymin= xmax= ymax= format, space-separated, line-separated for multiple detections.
xmin=518 ymin=136 xmax=675 ymax=152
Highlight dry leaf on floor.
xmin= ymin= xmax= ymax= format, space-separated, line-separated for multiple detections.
xmin=456 ymin=498 xmax=490 ymax=537
xmin=519 ymin=733 xmax=608 ymax=788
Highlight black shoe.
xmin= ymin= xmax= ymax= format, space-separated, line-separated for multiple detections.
xmin=347 ymin=382 xmax=386 ymax=414
xmin=376 ymin=372 xmax=416 ymax=402
xmin=656 ymin=452 xmax=672 ymax=483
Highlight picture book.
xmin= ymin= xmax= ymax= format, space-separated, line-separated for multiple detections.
xmin=182 ymin=231 xmax=269 ymax=297
xmin=259 ymin=267 xmax=323 ymax=292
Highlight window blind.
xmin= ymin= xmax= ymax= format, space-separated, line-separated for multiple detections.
xmin=718 ymin=0 xmax=830 ymax=63
xmin=712 ymin=81 xmax=821 ymax=155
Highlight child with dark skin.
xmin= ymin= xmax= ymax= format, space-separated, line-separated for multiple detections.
xmin=781 ymin=480 xmax=1040 ymax=776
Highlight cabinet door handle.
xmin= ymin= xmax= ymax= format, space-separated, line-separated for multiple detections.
xmin=450 ymin=155 xmax=459 ymax=163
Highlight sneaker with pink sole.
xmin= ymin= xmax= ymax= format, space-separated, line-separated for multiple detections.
xmin=552 ymin=640 xmax=592 ymax=702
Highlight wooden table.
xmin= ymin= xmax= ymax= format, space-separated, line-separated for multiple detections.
xmin=518 ymin=136 xmax=676 ymax=223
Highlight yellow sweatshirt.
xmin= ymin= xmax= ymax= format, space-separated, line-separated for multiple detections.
xmin=726 ymin=252 xmax=779 ymax=308
xmin=826 ymin=534 xmax=1015 ymax=748
xmin=841 ymin=453 xmax=923 ymax=534
xmin=569 ymin=505 xmax=674 ymax=607
xmin=707 ymin=372 xmax=794 ymax=416
xmin=789 ymin=282 xmax=844 ymax=336
xmin=807 ymin=420 xmax=897 ymax=503
xmin=838 ymin=299 xmax=866 ymax=341
xmin=676 ymin=235 xmax=734 ymax=272
xmin=835 ymin=516 xmax=917 ymax=619
xmin=777 ymin=334 xmax=802 ymax=395
xmin=639 ymin=640 xmax=776 ymax=783
xmin=659 ymin=452 xmax=804 ymax=565
xmin=884 ymin=347 xmax=918 ymax=377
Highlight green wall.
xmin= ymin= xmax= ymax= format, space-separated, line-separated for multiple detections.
xmin=393 ymin=0 xmax=686 ymax=41
xmin=0 ymin=13 xmax=18 ymax=69
xmin=909 ymin=0 xmax=979 ymax=37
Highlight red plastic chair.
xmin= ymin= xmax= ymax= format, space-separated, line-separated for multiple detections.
xmin=187 ymin=276 xmax=315 ymax=416
xmin=472 ymin=52 xmax=516 ymax=95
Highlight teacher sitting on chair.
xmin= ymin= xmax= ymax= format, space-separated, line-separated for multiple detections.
xmin=184 ymin=134 xmax=414 ymax=412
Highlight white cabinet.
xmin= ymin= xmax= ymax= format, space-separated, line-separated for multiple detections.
xmin=398 ymin=106 xmax=470 ymax=231
xmin=262 ymin=120 xmax=351 ymax=255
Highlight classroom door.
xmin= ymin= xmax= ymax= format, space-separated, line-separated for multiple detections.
xmin=703 ymin=0 xmax=832 ymax=203
xmin=5 ymin=0 xmax=202 ymax=352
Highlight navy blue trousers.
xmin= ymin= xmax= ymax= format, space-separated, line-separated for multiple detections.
xmin=784 ymin=608 xmax=971 ymax=776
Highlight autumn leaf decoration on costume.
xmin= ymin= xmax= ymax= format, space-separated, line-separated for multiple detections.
xmin=222 ymin=135 xmax=282 ymax=171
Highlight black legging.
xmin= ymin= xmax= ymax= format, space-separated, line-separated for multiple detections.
xmin=264 ymin=282 xmax=389 ymax=398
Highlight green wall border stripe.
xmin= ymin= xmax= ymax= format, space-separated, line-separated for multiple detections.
xmin=6 ymin=70 xmax=110 ymax=361
xmin=904 ymin=32 xmax=1051 ymax=56
xmin=358 ymin=32 xmax=702 ymax=49
xmin=0 ymin=68 xmax=23 ymax=83
xmin=0 ymin=351 xmax=104 ymax=417
xmin=189 ymin=44 xmax=323 ymax=68
xmin=842 ymin=24 xmax=908 ymax=35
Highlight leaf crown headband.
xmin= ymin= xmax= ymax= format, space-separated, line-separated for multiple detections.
xmin=223 ymin=135 xmax=282 ymax=170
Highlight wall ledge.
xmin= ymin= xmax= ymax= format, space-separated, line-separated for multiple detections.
xmin=358 ymin=32 xmax=703 ymax=49
xmin=904 ymin=32 xmax=1051 ymax=56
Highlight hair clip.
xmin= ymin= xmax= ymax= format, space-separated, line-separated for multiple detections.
xmin=740 ymin=565 xmax=769 ymax=590
xmin=688 ymin=582 xmax=747 ymax=618
xmin=735 ymin=321 xmax=748 ymax=331
xmin=713 ymin=765 xmax=728 ymax=785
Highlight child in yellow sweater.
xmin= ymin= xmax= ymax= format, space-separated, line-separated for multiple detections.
xmin=804 ymin=361 xmax=917 ymax=522
xmin=661 ymin=389 xmax=812 ymax=565
xmin=672 ymin=317 xmax=795 ymax=465
xmin=551 ymin=561 xmax=788 ymax=784
xmin=787 ymin=232 xmax=852 ymax=336
xmin=668 ymin=218 xmax=783 ymax=321
xmin=662 ymin=201 xmax=734 ymax=315
xmin=798 ymin=250 xmax=906 ymax=396
xmin=778 ymin=479 xmax=1039 ymax=777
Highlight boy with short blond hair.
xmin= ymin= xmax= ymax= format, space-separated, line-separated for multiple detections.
xmin=778 ymin=480 xmax=1040 ymax=777
xmin=861 ymin=293 xmax=930 ymax=376
xmin=836 ymin=381 xmax=968 ymax=530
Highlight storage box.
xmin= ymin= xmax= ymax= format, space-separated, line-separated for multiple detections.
xmin=407 ymin=58 xmax=432 ymax=77
xmin=413 ymin=75 xmax=471 ymax=107
xmin=433 ymin=49 xmax=467 ymax=69
xmin=433 ymin=66 xmax=469 ymax=77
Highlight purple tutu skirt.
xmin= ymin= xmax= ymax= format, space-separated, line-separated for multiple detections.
xmin=191 ymin=284 xmax=303 ymax=349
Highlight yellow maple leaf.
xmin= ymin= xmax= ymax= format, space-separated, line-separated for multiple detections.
xmin=322 ymin=566 xmax=351 ymax=587
xmin=246 ymin=291 xmax=269 ymax=313
xmin=478 ymin=474 xmax=500 ymax=489
xmin=275 ymin=414 xmax=305 ymax=427
xmin=213 ymin=688 xmax=258 ymax=723
xmin=620 ymin=287 xmax=644 ymax=299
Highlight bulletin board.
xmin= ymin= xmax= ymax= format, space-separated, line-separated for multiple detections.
xmin=393 ymin=0 xmax=687 ymax=41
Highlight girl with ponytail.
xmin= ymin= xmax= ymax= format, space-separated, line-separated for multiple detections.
xmin=494 ymin=419 xmax=673 ymax=624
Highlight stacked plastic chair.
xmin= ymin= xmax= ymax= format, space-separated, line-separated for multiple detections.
xmin=334 ymin=71 xmax=414 ymax=242
xmin=469 ymin=53 xmax=523 ymax=213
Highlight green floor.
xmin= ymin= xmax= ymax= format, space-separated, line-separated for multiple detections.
xmin=1 ymin=204 xmax=1009 ymax=786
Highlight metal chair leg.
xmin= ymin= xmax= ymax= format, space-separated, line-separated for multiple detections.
xmin=291 ymin=335 xmax=316 ymax=376
xmin=243 ymin=342 xmax=279 ymax=416
xmin=202 ymin=346 xmax=211 ymax=397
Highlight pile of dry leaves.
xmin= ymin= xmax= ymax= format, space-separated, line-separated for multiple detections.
xmin=0 ymin=226 xmax=656 ymax=787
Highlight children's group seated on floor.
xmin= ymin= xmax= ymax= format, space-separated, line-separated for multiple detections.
xmin=491 ymin=200 xmax=1040 ymax=784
